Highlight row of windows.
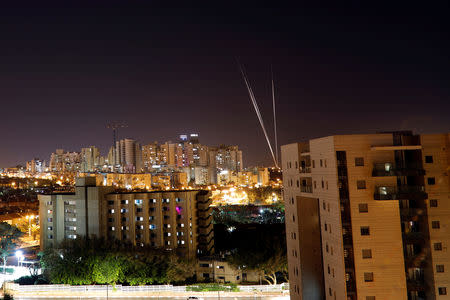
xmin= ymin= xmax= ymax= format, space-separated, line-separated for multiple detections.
xmin=108 ymin=198 xmax=183 ymax=205
xmin=288 ymin=154 xmax=434 ymax=173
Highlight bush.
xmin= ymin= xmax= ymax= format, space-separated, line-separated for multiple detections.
xmin=0 ymin=267 xmax=14 ymax=274
xmin=3 ymin=293 xmax=14 ymax=300
xmin=14 ymin=275 xmax=48 ymax=285
xmin=186 ymin=283 xmax=239 ymax=292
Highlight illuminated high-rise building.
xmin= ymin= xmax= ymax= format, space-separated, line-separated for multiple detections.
xmin=115 ymin=138 xmax=143 ymax=173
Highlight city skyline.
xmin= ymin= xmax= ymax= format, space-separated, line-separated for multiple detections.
xmin=1 ymin=2 xmax=449 ymax=167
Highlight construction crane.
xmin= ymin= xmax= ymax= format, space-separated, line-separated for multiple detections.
xmin=107 ymin=122 xmax=127 ymax=147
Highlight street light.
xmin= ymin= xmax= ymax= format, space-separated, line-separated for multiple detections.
xmin=26 ymin=215 xmax=35 ymax=237
xmin=15 ymin=250 xmax=24 ymax=267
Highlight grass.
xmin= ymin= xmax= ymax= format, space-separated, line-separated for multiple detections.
xmin=186 ymin=283 xmax=240 ymax=292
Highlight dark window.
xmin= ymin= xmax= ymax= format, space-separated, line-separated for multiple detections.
xmin=428 ymin=177 xmax=436 ymax=185
xmin=312 ymin=160 xmax=315 ymax=168
xmin=362 ymin=249 xmax=372 ymax=259
xmin=430 ymin=199 xmax=438 ymax=207
xmin=359 ymin=203 xmax=369 ymax=213
xmin=108 ymin=200 xmax=114 ymax=205
xmin=434 ymin=242 xmax=443 ymax=251
xmin=437 ymin=265 xmax=445 ymax=273
xmin=366 ymin=297 xmax=376 ymax=300
xmin=320 ymin=159 xmax=323 ymax=167
xmin=432 ymin=221 xmax=441 ymax=229
xmin=425 ymin=155 xmax=433 ymax=163
xmin=439 ymin=287 xmax=447 ymax=295
xmin=323 ymin=201 xmax=326 ymax=210
xmin=361 ymin=226 xmax=370 ymax=236
xmin=355 ymin=157 xmax=364 ymax=166
xmin=136 ymin=208 xmax=143 ymax=213
xmin=297 ymin=180 xmax=299 ymax=187
xmin=357 ymin=180 xmax=366 ymax=189
xmin=364 ymin=272 xmax=374 ymax=282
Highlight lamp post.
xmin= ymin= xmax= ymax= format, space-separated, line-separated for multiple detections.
xmin=26 ymin=215 xmax=35 ymax=237
xmin=15 ymin=250 xmax=23 ymax=267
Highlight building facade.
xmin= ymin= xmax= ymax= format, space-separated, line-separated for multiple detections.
xmin=196 ymin=257 xmax=260 ymax=284
xmin=282 ymin=132 xmax=450 ymax=300
xmin=39 ymin=177 xmax=214 ymax=258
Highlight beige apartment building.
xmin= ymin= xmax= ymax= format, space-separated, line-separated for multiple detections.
xmin=282 ymin=132 xmax=450 ymax=300
xmin=39 ymin=177 xmax=214 ymax=258
xmin=196 ymin=256 xmax=260 ymax=283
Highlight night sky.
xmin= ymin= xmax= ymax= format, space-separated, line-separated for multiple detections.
xmin=1 ymin=2 xmax=449 ymax=167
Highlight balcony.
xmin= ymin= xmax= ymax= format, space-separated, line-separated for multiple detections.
xmin=400 ymin=208 xmax=425 ymax=219
xmin=300 ymin=185 xmax=312 ymax=193
xmin=372 ymin=163 xmax=425 ymax=177
xmin=374 ymin=186 xmax=427 ymax=200
xmin=299 ymin=166 xmax=311 ymax=173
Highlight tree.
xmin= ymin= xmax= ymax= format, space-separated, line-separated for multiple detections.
xmin=90 ymin=254 xmax=122 ymax=285
xmin=227 ymin=227 xmax=287 ymax=285
xmin=0 ymin=222 xmax=24 ymax=273
xmin=164 ymin=254 xmax=195 ymax=284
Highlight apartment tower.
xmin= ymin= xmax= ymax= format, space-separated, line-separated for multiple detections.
xmin=282 ymin=132 xmax=449 ymax=300
xmin=39 ymin=177 xmax=214 ymax=258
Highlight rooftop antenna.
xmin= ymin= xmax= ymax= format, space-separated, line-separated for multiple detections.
xmin=238 ymin=61 xmax=279 ymax=168
xmin=107 ymin=122 xmax=127 ymax=147
xmin=271 ymin=65 xmax=279 ymax=167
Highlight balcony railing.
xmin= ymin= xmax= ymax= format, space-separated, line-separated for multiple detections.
xmin=374 ymin=186 xmax=427 ymax=200
xmin=300 ymin=185 xmax=312 ymax=193
xmin=299 ymin=166 xmax=311 ymax=173
xmin=372 ymin=163 xmax=425 ymax=177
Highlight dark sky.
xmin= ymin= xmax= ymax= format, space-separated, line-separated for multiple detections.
xmin=1 ymin=2 xmax=449 ymax=167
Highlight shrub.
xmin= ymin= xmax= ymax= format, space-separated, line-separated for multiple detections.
xmin=186 ymin=283 xmax=239 ymax=292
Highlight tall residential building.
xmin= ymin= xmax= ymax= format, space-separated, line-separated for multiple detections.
xmin=39 ymin=177 xmax=214 ymax=258
xmin=209 ymin=145 xmax=243 ymax=172
xmin=49 ymin=149 xmax=81 ymax=172
xmin=80 ymin=146 xmax=100 ymax=172
xmin=142 ymin=142 xmax=161 ymax=170
xmin=26 ymin=158 xmax=45 ymax=173
xmin=282 ymin=132 xmax=450 ymax=300
xmin=115 ymin=138 xmax=143 ymax=173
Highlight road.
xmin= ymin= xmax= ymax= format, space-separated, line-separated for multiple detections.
xmin=14 ymin=297 xmax=288 ymax=300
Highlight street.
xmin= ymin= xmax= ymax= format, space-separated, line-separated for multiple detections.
xmin=14 ymin=297 xmax=289 ymax=300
